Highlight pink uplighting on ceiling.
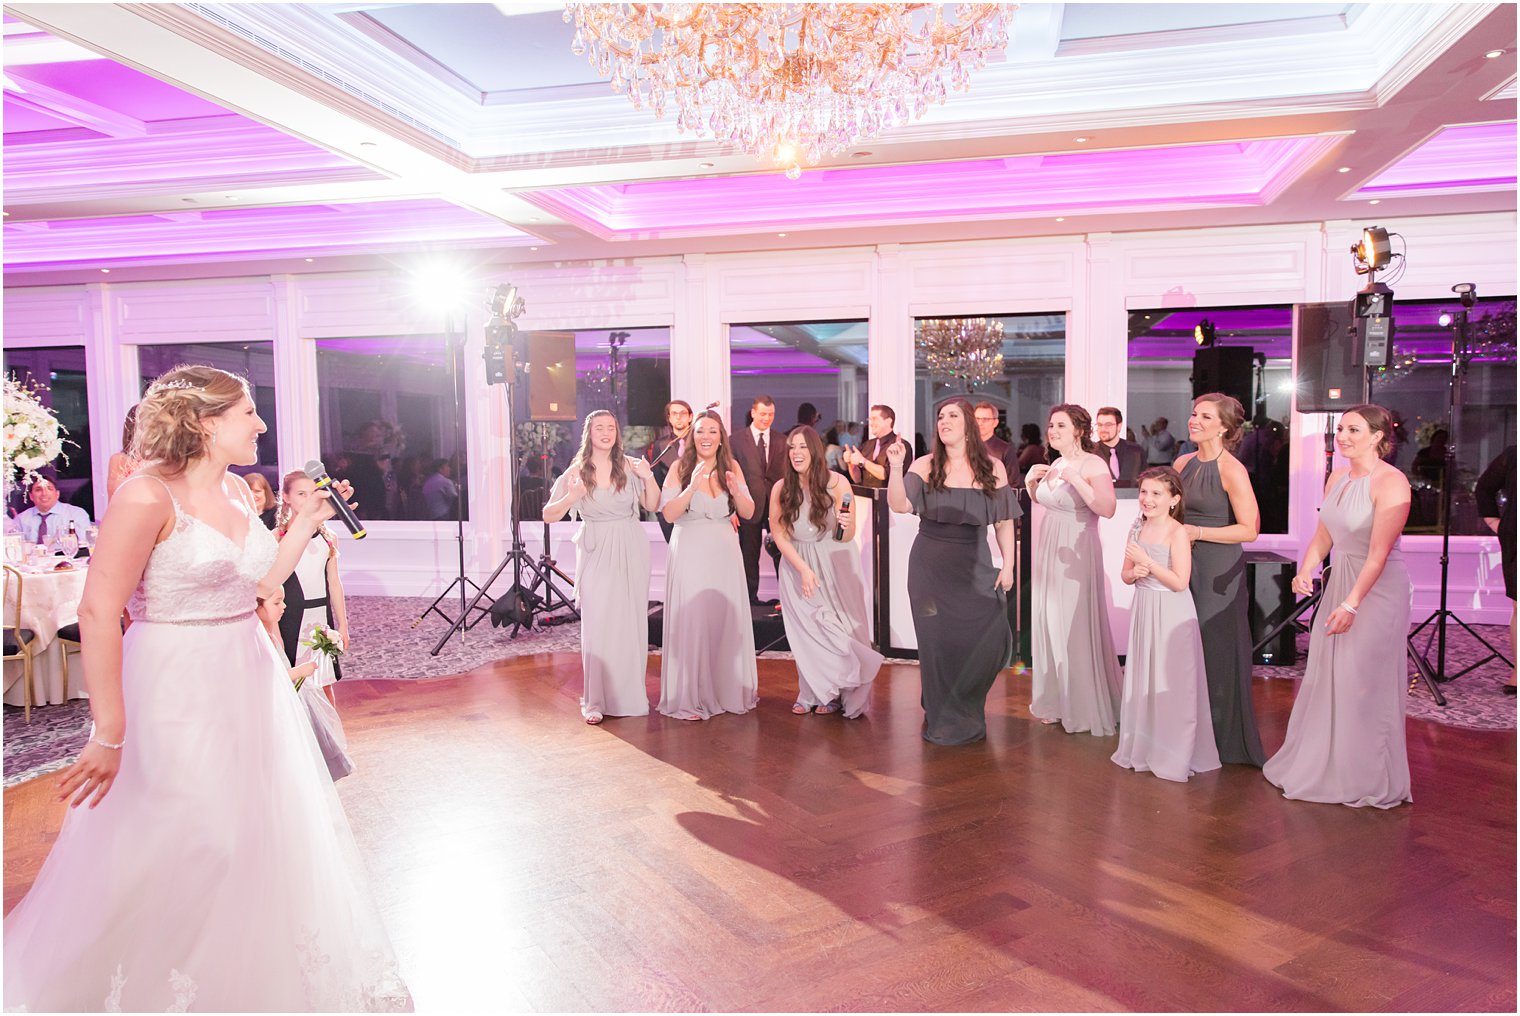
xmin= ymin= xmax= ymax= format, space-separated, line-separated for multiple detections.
xmin=3 ymin=199 xmax=534 ymax=270
xmin=1355 ymin=122 xmax=1518 ymax=197
xmin=526 ymin=135 xmax=1343 ymax=239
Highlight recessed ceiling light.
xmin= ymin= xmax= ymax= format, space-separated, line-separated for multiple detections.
xmin=359 ymin=140 xmax=379 ymax=147
xmin=529 ymin=216 xmax=541 ymax=222
xmin=100 ymin=268 xmax=110 ymax=274
xmin=1369 ymin=199 xmax=1381 ymax=204
xmin=304 ymin=258 xmax=314 ymax=263
xmin=698 ymin=161 xmax=715 ymax=169
xmin=225 ymin=195 xmax=238 ymax=201
xmin=1337 ymin=166 xmax=1352 ymax=173
xmin=777 ymin=232 xmax=787 ymax=237
xmin=530 ymin=246 xmax=539 ymax=251
xmin=850 ymin=150 xmax=871 ymax=158
xmin=1485 ymin=49 xmax=1505 ymax=59
xmin=1055 ymin=217 xmax=1065 ymax=222
xmin=1074 ymin=136 xmax=1089 ymax=143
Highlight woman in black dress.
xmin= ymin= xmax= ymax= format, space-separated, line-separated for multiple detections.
xmin=1476 ymin=445 xmax=1516 ymax=694
xmin=886 ymin=397 xmax=1019 ymax=745
xmin=1174 ymin=393 xmax=1266 ymax=767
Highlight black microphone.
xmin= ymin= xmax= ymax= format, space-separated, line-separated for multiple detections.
xmin=834 ymin=491 xmax=852 ymax=541
xmin=303 ymin=460 xmax=367 ymax=539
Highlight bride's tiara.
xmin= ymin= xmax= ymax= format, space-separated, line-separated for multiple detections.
xmin=150 ymin=378 xmax=198 ymax=393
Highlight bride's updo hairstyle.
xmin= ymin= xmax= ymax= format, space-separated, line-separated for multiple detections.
xmin=132 ymin=364 xmax=251 ymax=473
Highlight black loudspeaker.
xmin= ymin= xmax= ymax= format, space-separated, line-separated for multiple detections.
xmin=1191 ymin=347 xmax=1254 ymax=406
xmin=1293 ymin=302 xmax=1368 ymax=413
xmin=525 ymin=332 xmax=577 ymax=421
xmin=624 ymin=357 xmax=671 ymax=429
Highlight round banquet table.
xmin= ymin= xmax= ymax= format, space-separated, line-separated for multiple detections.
xmin=5 ymin=558 xmax=90 ymax=707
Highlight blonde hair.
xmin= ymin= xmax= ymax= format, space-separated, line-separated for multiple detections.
xmin=275 ymin=468 xmax=336 ymax=552
xmin=131 ymin=365 xmax=251 ymax=473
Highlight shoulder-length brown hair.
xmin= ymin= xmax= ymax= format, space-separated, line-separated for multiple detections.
xmin=569 ymin=409 xmax=628 ymax=494
xmin=672 ymin=410 xmax=737 ymax=514
xmin=775 ymin=425 xmax=832 ymax=536
xmin=928 ymin=397 xmax=1000 ymax=495
xmin=1048 ymin=403 xmax=1099 ymax=455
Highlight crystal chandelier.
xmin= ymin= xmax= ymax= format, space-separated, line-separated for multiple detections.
xmin=564 ymin=3 xmax=1012 ymax=177
xmin=916 ymin=317 xmax=1005 ymax=386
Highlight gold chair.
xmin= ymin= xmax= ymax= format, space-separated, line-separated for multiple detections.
xmin=3 ymin=565 xmax=39 ymax=723
xmin=57 ymin=620 xmax=81 ymax=701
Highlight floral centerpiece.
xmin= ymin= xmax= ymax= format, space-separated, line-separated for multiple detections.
xmin=3 ymin=375 xmax=67 ymax=499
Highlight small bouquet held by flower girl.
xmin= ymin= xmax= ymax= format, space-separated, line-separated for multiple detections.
xmin=296 ymin=622 xmax=353 ymax=782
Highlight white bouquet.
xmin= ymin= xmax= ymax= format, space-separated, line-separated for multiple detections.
xmin=3 ymin=375 xmax=67 ymax=493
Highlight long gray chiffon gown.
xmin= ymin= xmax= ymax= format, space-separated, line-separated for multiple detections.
xmin=658 ymin=486 xmax=758 ymax=719
xmin=1180 ymin=455 xmax=1267 ymax=766
xmin=1030 ymin=466 xmax=1123 ymax=735
xmin=1264 ymin=473 xmax=1412 ymax=807
xmin=777 ymin=491 xmax=882 ymax=717
xmin=1112 ymin=537 xmax=1222 ymax=782
xmin=552 ymin=471 xmax=652 ymax=718
xmin=904 ymin=473 xmax=1020 ymax=745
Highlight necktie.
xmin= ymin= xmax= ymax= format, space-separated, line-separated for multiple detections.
xmin=36 ymin=513 xmax=49 ymax=543
xmin=873 ymin=438 xmax=881 ymax=459
xmin=1109 ymin=447 xmax=1120 ymax=480
xmin=758 ymin=432 xmax=767 ymax=463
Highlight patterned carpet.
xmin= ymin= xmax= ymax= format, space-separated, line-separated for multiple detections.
xmin=5 ymin=597 xmax=1513 ymax=787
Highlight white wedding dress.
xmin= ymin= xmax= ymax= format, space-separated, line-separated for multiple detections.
xmin=3 ymin=475 xmax=411 ymax=1012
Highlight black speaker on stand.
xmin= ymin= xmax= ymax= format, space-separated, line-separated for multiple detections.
xmin=1292 ymin=301 xmax=1369 ymax=413
xmin=1191 ymin=346 xmax=1254 ymax=405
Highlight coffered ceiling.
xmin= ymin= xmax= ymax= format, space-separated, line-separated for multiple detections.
xmin=3 ymin=2 xmax=1515 ymax=283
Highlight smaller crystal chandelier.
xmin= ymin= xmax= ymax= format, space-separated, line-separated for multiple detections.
xmin=916 ymin=318 xmax=1005 ymax=386
xmin=564 ymin=3 xmax=1012 ymax=176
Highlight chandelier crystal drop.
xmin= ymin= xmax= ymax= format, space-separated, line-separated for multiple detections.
xmin=916 ymin=317 xmax=1006 ymax=386
xmin=564 ymin=3 xmax=1012 ymax=174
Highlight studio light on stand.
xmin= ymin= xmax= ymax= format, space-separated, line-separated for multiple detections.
xmin=1406 ymin=281 xmax=1513 ymax=703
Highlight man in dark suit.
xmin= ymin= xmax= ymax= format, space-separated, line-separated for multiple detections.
xmin=1095 ymin=406 xmax=1146 ymax=489
xmin=844 ymin=404 xmax=902 ymax=489
xmin=645 ymin=399 xmax=693 ymax=543
xmin=973 ymin=402 xmax=1022 ymax=481
xmin=729 ymin=394 xmax=787 ymax=604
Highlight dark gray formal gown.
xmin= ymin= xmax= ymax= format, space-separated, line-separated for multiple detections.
xmin=1179 ymin=455 xmax=1267 ymax=766
xmin=776 ymin=490 xmax=882 ymax=717
xmin=1264 ymin=473 xmax=1412 ymax=807
xmin=903 ymin=474 xmax=1020 ymax=745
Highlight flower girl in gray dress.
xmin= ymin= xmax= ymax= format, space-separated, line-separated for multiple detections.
xmin=770 ymin=426 xmax=882 ymax=717
xmin=658 ymin=410 xmax=759 ymax=720
xmin=1112 ymin=467 xmax=1221 ymax=782
xmin=544 ymin=410 xmax=662 ymax=724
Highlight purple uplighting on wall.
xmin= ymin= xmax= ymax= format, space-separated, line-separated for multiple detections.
xmin=1356 ymin=122 xmax=1518 ymax=196
xmin=529 ymin=136 xmax=1342 ymax=238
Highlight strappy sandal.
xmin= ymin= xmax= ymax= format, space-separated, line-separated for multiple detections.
xmin=791 ymin=702 xmax=811 ymax=715
xmin=585 ymin=711 xmax=604 ymax=725
xmin=815 ymin=700 xmax=842 ymax=715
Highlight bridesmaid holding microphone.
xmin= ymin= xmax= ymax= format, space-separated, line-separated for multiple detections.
xmin=544 ymin=410 xmax=661 ymax=724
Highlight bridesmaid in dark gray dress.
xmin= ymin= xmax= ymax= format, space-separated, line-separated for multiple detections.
xmin=886 ymin=398 xmax=1020 ymax=746
xmin=544 ymin=410 xmax=661 ymax=724
xmin=1175 ymin=393 xmax=1266 ymax=767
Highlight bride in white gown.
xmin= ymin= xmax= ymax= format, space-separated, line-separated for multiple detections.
xmin=3 ymin=365 xmax=411 ymax=1012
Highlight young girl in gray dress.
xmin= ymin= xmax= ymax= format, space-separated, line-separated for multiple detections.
xmin=659 ymin=411 xmax=759 ymax=720
xmin=545 ymin=410 xmax=661 ymax=724
xmin=1113 ymin=467 xmax=1221 ymax=782
xmin=770 ymin=426 xmax=882 ymax=718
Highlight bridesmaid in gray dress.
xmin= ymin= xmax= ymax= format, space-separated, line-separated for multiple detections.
xmin=1265 ymin=405 xmax=1413 ymax=808
xmin=1176 ymin=393 xmax=1267 ymax=767
xmin=770 ymin=426 xmax=882 ymax=718
xmin=658 ymin=411 xmax=759 ymax=720
xmin=1027 ymin=404 xmax=1122 ymax=736
xmin=886 ymin=398 xmax=1019 ymax=745
xmin=545 ymin=410 xmax=661 ymax=724
xmin=1113 ymin=467 xmax=1221 ymax=782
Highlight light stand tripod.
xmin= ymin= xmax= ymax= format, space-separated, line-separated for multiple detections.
xmin=1406 ymin=283 xmax=1512 ymax=705
xmin=1251 ymin=413 xmax=1337 ymax=658
xmin=415 ymin=310 xmax=483 ymax=638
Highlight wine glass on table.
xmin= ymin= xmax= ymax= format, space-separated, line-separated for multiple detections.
xmin=60 ymin=530 xmax=79 ymax=560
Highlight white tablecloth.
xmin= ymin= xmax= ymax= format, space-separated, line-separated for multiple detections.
xmin=5 ymin=562 xmax=89 ymax=706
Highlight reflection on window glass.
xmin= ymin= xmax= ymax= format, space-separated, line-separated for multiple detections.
xmin=138 ymin=342 xmax=280 ymax=495
xmin=514 ymin=327 xmax=672 ymax=520
xmin=1370 ymin=297 xmax=1516 ymax=536
xmin=314 ymin=336 xmax=464 ymax=522
xmin=1128 ymin=306 xmax=1291 ymax=532
xmin=730 ymin=321 xmax=868 ymax=476
xmin=914 ymin=313 xmax=1065 ymax=484
xmin=3 ymin=346 xmax=93 ymax=517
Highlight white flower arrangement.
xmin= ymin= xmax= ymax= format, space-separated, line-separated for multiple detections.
xmin=3 ymin=375 xmax=68 ymax=492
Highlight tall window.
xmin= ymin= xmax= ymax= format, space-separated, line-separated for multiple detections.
xmin=2 ymin=346 xmax=93 ymax=516
xmin=1128 ymin=306 xmax=1293 ymax=533
xmin=729 ymin=321 xmax=868 ymax=439
xmin=314 ymin=336 xmax=465 ymax=522
xmin=138 ymin=342 xmax=279 ymax=492
xmin=914 ymin=313 xmax=1065 ymax=473
xmin=1369 ymin=297 xmax=1516 ymax=535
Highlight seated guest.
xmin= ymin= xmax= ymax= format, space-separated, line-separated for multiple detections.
xmin=1095 ymin=406 xmax=1146 ymax=489
xmin=844 ymin=404 xmax=902 ymax=489
xmin=15 ymin=474 xmax=92 ymax=544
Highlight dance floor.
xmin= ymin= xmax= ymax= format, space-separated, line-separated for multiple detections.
xmin=5 ymin=657 xmax=1515 ymax=1012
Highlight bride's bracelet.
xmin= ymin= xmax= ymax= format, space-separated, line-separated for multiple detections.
xmin=1339 ymin=602 xmax=1358 ymax=616
xmin=88 ymin=722 xmax=125 ymax=750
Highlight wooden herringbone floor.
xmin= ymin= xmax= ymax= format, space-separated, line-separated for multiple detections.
xmin=6 ymin=656 xmax=1515 ymax=1012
